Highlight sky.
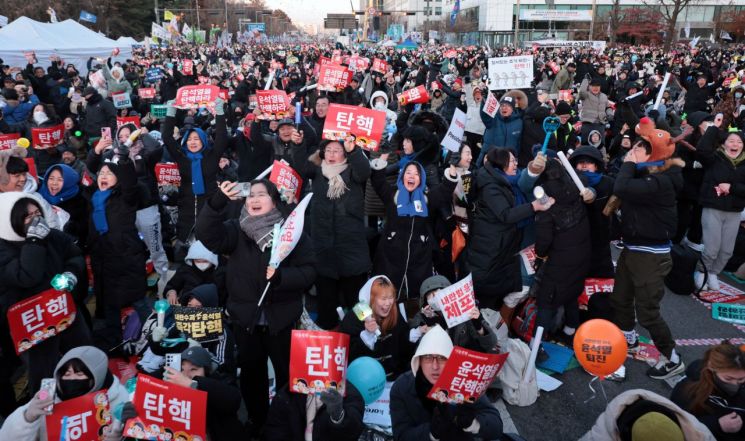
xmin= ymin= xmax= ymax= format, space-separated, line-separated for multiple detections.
xmin=264 ymin=0 xmax=355 ymax=28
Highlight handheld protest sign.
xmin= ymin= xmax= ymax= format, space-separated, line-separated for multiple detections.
xmin=255 ymin=90 xmax=290 ymax=120
xmin=289 ymin=330 xmax=350 ymax=395
xmin=31 ymin=124 xmax=65 ymax=149
xmin=427 ymin=347 xmax=509 ymax=404
xmin=174 ymin=85 xmax=220 ymax=109
xmin=322 ymin=104 xmax=386 ymax=151
xmin=46 ymin=390 xmax=111 ymax=441
xmin=0 ymin=133 xmax=20 ymax=151
xmin=541 ymin=116 xmax=561 ymax=154
xmin=173 ymin=306 xmax=223 ymax=342
xmin=8 ymin=288 xmax=76 ymax=354
xmin=269 ymin=160 xmax=303 ymax=204
xmin=432 ymin=274 xmax=476 ymax=328
xmin=573 ymin=319 xmax=627 ymax=377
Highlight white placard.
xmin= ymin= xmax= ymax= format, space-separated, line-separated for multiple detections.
xmin=112 ymin=91 xmax=132 ymax=109
xmin=488 ymin=56 xmax=533 ymax=90
xmin=441 ymin=108 xmax=467 ymax=153
xmin=363 ymin=381 xmax=392 ymax=429
xmin=433 ymin=274 xmax=476 ymax=328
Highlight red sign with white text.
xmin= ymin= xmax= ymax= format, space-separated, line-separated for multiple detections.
xmin=372 ymin=58 xmax=389 ymax=75
xmin=116 ymin=116 xmax=141 ymax=129
xmin=31 ymin=124 xmax=65 ymax=149
xmin=290 ymin=330 xmax=349 ymax=395
xmin=138 ymin=87 xmax=156 ymax=99
xmin=123 ymin=375 xmax=207 ymax=440
xmin=175 ymin=85 xmax=220 ymax=109
xmin=8 ymin=289 xmax=76 ymax=354
xmin=0 ymin=133 xmax=20 ymax=150
xmin=322 ymin=103 xmax=386 ymax=151
xmin=347 ymin=56 xmax=370 ymax=72
xmin=444 ymin=49 xmax=458 ymax=58
xmin=155 ymin=163 xmax=181 ymax=186
xmin=397 ymin=85 xmax=430 ymax=106
xmin=483 ymin=92 xmax=499 ymax=118
xmin=46 ymin=390 xmax=111 ymax=441
xmin=269 ymin=160 xmax=303 ymax=204
xmin=578 ymin=278 xmax=615 ymax=309
xmin=318 ymin=64 xmax=352 ymax=92
xmin=181 ymin=59 xmax=194 ymax=76
xmin=427 ymin=347 xmax=508 ymax=404
xmin=256 ymin=90 xmax=291 ymax=120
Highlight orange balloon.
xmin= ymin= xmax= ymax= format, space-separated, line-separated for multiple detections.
xmin=573 ymin=319 xmax=627 ymax=377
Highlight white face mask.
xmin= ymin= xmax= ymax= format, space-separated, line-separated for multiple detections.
xmin=194 ymin=262 xmax=212 ymax=271
xmin=395 ymin=76 xmax=401 ymax=82
xmin=33 ymin=111 xmax=49 ymax=125
xmin=374 ymin=102 xmax=386 ymax=111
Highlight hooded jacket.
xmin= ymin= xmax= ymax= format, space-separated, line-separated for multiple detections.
xmin=103 ymin=63 xmax=133 ymax=96
xmin=80 ymin=91 xmax=117 ymax=139
xmin=370 ymin=90 xmax=399 ymax=124
xmin=164 ymin=240 xmax=223 ymax=299
xmin=695 ymin=126 xmax=745 ymax=212
xmin=39 ymin=164 xmax=88 ymax=246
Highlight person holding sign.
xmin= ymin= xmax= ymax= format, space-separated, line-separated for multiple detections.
xmin=100 ymin=54 xmax=133 ymax=97
xmin=0 ymin=346 xmax=129 ymax=441
xmin=390 ymin=326 xmax=504 ymax=441
xmin=195 ymin=178 xmax=316 ymax=435
xmin=25 ymin=104 xmax=63 ymax=177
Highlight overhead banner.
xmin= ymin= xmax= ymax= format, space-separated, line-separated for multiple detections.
xmin=526 ymin=40 xmax=606 ymax=51
xmin=488 ymin=56 xmax=533 ymax=90
xmin=519 ymin=10 xmax=593 ymax=21
xmin=289 ymin=330 xmax=350 ymax=395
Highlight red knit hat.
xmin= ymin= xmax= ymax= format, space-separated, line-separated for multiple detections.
xmin=453 ymin=78 xmax=463 ymax=87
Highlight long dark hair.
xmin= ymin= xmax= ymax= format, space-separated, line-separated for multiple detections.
xmin=10 ymin=197 xmax=42 ymax=238
xmin=685 ymin=342 xmax=745 ymax=414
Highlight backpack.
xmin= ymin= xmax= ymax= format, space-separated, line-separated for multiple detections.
xmin=510 ymin=297 xmax=538 ymax=343
xmin=665 ymin=243 xmax=707 ymax=297
xmin=497 ymin=337 xmax=539 ymax=406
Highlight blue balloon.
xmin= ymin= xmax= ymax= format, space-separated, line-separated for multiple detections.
xmin=346 ymin=357 xmax=386 ymax=404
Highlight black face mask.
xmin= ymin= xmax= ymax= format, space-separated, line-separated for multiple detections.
xmin=713 ymin=375 xmax=743 ymax=397
xmin=58 ymin=378 xmax=91 ymax=400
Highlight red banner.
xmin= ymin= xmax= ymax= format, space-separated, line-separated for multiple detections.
xmin=8 ymin=289 xmax=76 ymax=354
xmin=397 ymin=85 xmax=430 ymax=106
xmin=256 ymin=90 xmax=291 ymax=120
xmin=444 ymin=49 xmax=457 ymax=58
xmin=427 ymin=347 xmax=508 ymax=404
xmin=269 ymin=160 xmax=303 ymax=204
xmin=0 ymin=133 xmax=20 ymax=150
xmin=175 ymin=85 xmax=220 ymax=109
xmin=181 ymin=59 xmax=194 ymax=76
xmin=155 ymin=163 xmax=181 ymax=186
xmin=31 ymin=124 xmax=65 ymax=149
xmin=290 ymin=330 xmax=349 ymax=395
xmin=322 ymin=104 xmax=386 ymax=151
xmin=347 ymin=56 xmax=370 ymax=72
xmin=218 ymin=89 xmax=230 ymax=101
xmin=318 ymin=64 xmax=352 ymax=92
xmin=124 ymin=375 xmax=207 ymax=440
xmin=371 ymin=58 xmax=389 ymax=75
xmin=117 ymin=116 xmax=141 ymax=129
xmin=138 ymin=87 xmax=156 ymax=99
xmin=46 ymin=390 xmax=111 ymax=441
xmin=578 ymin=278 xmax=615 ymax=309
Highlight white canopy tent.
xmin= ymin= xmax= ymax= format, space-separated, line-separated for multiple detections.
xmin=116 ymin=36 xmax=143 ymax=47
xmin=0 ymin=17 xmax=131 ymax=74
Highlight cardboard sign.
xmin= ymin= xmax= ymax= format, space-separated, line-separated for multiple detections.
xmin=117 ymin=116 xmax=141 ymax=129
xmin=112 ymin=92 xmax=132 ymax=109
xmin=0 ymin=133 xmax=20 ymax=150
xmin=322 ymin=104 xmax=386 ymax=151
xmin=578 ymin=278 xmax=615 ymax=308
xmin=289 ymin=330 xmax=349 ymax=395
xmin=442 ymin=108 xmax=467 ymax=153
xmin=269 ymin=160 xmax=303 ymax=204
xmin=145 ymin=68 xmax=164 ymax=82
xmin=348 ymin=56 xmax=370 ymax=72
xmin=433 ymin=274 xmax=476 ymax=328
xmin=397 ymin=85 xmax=430 ymax=106
xmin=138 ymin=87 xmax=156 ymax=99
xmin=372 ymin=58 xmax=389 ymax=75
xmin=181 ymin=59 xmax=194 ymax=76
xmin=46 ymin=390 xmax=111 ymax=441
xmin=174 ymin=85 xmax=220 ymax=109
xmin=519 ymin=244 xmax=537 ymax=276
xmin=318 ymin=64 xmax=352 ymax=92
xmin=124 ymin=375 xmax=207 ymax=440
xmin=483 ymin=91 xmax=499 ymax=118
xmin=150 ymin=104 xmax=168 ymax=118
xmin=363 ymin=382 xmax=393 ymax=428
xmin=712 ymin=303 xmax=745 ymax=325
xmin=256 ymin=90 xmax=291 ymax=120
xmin=7 ymin=289 xmax=76 ymax=354
xmin=31 ymin=124 xmax=65 ymax=149
xmin=173 ymin=306 xmax=223 ymax=342
xmin=154 ymin=163 xmax=181 ymax=186
xmin=488 ymin=56 xmax=534 ymax=90
xmin=427 ymin=347 xmax=508 ymax=404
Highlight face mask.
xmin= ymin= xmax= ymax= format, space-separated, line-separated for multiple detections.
xmin=33 ymin=111 xmax=49 ymax=125
xmin=58 ymin=378 xmax=91 ymax=400
xmin=395 ymin=76 xmax=401 ymax=82
xmin=713 ymin=374 xmax=743 ymax=397
xmin=427 ymin=296 xmax=441 ymax=312
xmin=736 ymin=93 xmax=743 ymax=99
xmin=374 ymin=102 xmax=386 ymax=111
xmin=195 ymin=262 xmax=212 ymax=271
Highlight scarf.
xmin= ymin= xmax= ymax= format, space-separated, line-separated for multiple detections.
xmin=239 ymin=207 xmax=284 ymax=252
xmin=396 ymin=162 xmax=428 ymax=217
xmin=321 ymin=160 xmax=349 ymax=200
xmin=720 ymin=148 xmax=745 ymax=167
xmin=415 ymin=369 xmax=437 ymax=415
xmin=398 ymin=152 xmax=416 ymax=169
xmin=92 ymin=189 xmax=112 ymax=234
xmin=185 ymin=150 xmax=205 ymax=195
xmin=497 ymin=168 xmax=530 ymax=228
xmin=581 ymin=170 xmax=603 ymax=187
xmin=636 ymin=160 xmax=665 ymax=170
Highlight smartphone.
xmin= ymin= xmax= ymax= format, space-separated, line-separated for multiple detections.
xmin=40 ymin=378 xmax=56 ymax=412
xmin=165 ymin=353 xmax=181 ymax=372
xmin=236 ymin=182 xmax=251 ymax=198
xmin=101 ymin=127 xmax=111 ymax=139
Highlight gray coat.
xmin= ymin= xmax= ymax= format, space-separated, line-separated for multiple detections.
xmin=578 ymin=79 xmax=612 ymax=124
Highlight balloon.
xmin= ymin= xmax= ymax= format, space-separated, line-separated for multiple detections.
xmin=346 ymin=356 xmax=386 ymax=404
xmin=17 ymin=138 xmax=30 ymax=148
xmin=573 ymin=319 xmax=627 ymax=377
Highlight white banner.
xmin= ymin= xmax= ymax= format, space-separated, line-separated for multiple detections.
xmin=488 ymin=56 xmax=533 ymax=90
xmin=151 ymin=22 xmax=170 ymax=41
xmin=519 ymin=10 xmax=592 ymax=22
xmin=442 ymin=108 xmax=467 ymax=153
xmin=526 ymin=40 xmax=606 ymax=51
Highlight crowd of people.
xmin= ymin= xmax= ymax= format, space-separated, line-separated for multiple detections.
xmin=0 ymin=35 xmax=744 ymax=440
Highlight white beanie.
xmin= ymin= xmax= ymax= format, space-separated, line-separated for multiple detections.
xmin=410 ymin=325 xmax=453 ymax=374
xmin=185 ymin=240 xmax=219 ymax=268
xmin=358 ymin=275 xmax=392 ymax=304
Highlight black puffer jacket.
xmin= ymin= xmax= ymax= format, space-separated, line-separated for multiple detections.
xmin=80 ymin=92 xmax=117 ymax=139
xmin=695 ymin=126 xmax=745 ymax=212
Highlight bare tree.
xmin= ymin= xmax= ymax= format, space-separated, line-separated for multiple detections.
xmin=643 ymin=0 xmax=701 ymax=50
xmin=609 ymin=0 xmax=621 ymax=46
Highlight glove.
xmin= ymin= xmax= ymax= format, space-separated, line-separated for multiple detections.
xmin=61 ymin=272 xmax=77 ymax=290
xmin=152 ymin=326 xmax=167 ymax=342
xmin=581 ymin=187 xmax=597 ymax=204
xmin=120 ymin=402 xmax=138 ymax=425
xmin=214 ymin=97 xmax=225 ymax=116
xmin=430 ymin=405 xmax=451 ymax=440
xmin=166 ymin=99 xmax=177 ymax=118
xmin=528 ymin=152 xmax=547 ymax=175
xmin=453 ymin=403 xmax=478 ymax=430
xmin=319 ymin=389 xmax=344 ymax=422
xmin=23 ymin=390 xmax=54 ymax=423
xmin=26 ymin=216 xmax=50 ymax=240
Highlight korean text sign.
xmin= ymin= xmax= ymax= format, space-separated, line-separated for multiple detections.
xmin=322 ymin=104 xmax=386 ymax=151
xmin=578 ymin=278 xmax=614 ymax=309
xmin=112 ymin=92 xmax=132 ymax=109
xmin=348 ymin=56 xmax=370 ymax=72
xmin=8 ymin=288 xmax=76 ymax=354
xmin=397 ymin=85 xmax=430 ymax=106
xmin=173 ymin=306 xmax=223 ymax=342
xmin=175 ymin=85 xmax=220 ymax=109
xmin=155 ymin=163 xmax=181 ymax=186
xmin=269 ymin=193 xmax=313 ymax=268
xmin=256 ymin=90 xmax=291 ymax=120
xmin=269 ymin=160 xmax=303 ymax=204
xmin=0 ymin=133 xmax=20 ymax=150
xmin=318 ymin=64 xmax=352 ymax=92
xmin=371 ymin=58 xmax=389 ymax=75
xmin=433 ymin=274 xmax=476 ymax=328
xmin=46 ymin=390 xmax=111 ymax=441
xmin=31 ymin=124 xmax=65 ymax=149
xmin=483 ymin=91 xmax=499 ymax=118
xmin=124 ymin=375 xmax=207 ymax=440
xmin=488 ymin=56 xmax=534 ymax=90
xmin=290 ymin=330 xmax=350 ymax=395
xmin=138 ymin=87 xmax=156 ymax=100
xmin=117 ymin=116 xmax=141 ymax=129
xmin=427 ymin=347 xmax=509 ymax=404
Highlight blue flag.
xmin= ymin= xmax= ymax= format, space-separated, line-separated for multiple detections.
xmin=79 ymin=10 xmax=97 ymax=24
xmin=450 ymin=0 xmax=460 ymax=27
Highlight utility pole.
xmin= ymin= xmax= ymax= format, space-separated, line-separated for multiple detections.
xmin=154 ymin=0 xmax=159 ymax=25
xmin=224 ymin=0 xmax=229 ymax=33
xmin=589 ymin=0 xmax=597 ymax=40
xmin=514 ymin=0 xmax=520 ymax=45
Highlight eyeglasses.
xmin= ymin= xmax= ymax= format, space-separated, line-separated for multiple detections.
xmin=421 ymin=355 xmax=448 ymax=364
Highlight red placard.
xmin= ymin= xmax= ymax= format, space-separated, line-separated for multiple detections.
xmin=578 ymin=278 xmax=615 ymax=309
xmin=269 ymin=160 xmax=303 ymax=204
xmin=372 ymin=58 xmax=388 ymax=75
xmin=174 ymin=85 xmax=220 ymax=109
xmin=117 ymin=116 xmax=141 ymax=129
xmin=7 ymin=288 xmax=77 ymax=354
xmin=397 ymin=85 xmax=430 ymax=106
xmin=31 ymin=124 xmax=65 ymax=149
xmin=25 ymin=158 xmax=37 ymax=179
xmin=181 ymin=59 xmax=194 ymax=76
xmin=319 ymin=56 xmax=333 ymax=66
xmin=109 ymin=357 xmax=140 ymax=383
xmin=331 ymin=54 xmax=343 ymax=65
xmin=427 ymin=347 xmax=509 ymax=404
xmin=0 ymin=133 xmax=20 ymax=150
xmin=138 ymin=87 xmax=156 ymax=99
xmin=548 ymin=61 xmax=560 ymax=74
xmin=155 ymin=163 xmax=181 ymax=186
xmin=289 ymin=330 xmax=349 ymax=395
xmin=256 ymin=90 xmax=291 ymax=120
xmin=558 ymin=89 xmax=574 ymax=104
xmin=347 ymin=56 xmax=370 ymax=72
xmin=218 ymin=89 xmax=230 ymax=100
xmin=444 ymin=49 xmax=457 ymax=58
xmin=124 ymin=375 xmax=207 ymax=440
xmin=46 ymin=390 xmax=111 ymax=441
xmin=322 ymin=103 xmax=386 ymax=151
xmin=318 ymin=64 xmax=352 ymax=92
